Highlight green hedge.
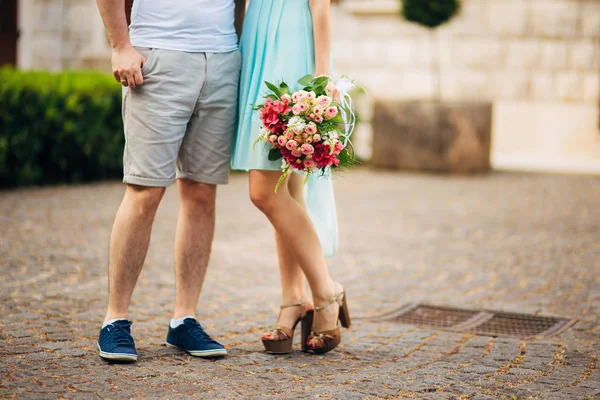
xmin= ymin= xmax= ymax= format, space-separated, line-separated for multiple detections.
xmin=0 ymin=68 xmax=124 ymax=187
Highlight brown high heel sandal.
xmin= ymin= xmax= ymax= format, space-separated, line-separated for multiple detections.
xmin=262 ymin=300 xmax=314 ymax=354
xmin=306 ymin=291 xmax=351 ymax=354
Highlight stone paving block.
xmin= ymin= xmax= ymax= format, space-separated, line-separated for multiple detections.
xmin=1 ymin=171 xmax=599 ymax=398
xmin=16 ymin=394 xmax=57 ymax=400
xmin=61 ymin=394 xmax=102 ymax=399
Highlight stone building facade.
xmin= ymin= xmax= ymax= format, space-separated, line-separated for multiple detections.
xmin=5 ymin=0 xmax=600 ymax=174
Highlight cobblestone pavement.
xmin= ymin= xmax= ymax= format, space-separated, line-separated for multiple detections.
xmin=1 ymin=169 xmax=599 ymax=399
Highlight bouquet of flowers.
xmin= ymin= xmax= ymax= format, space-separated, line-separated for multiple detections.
xmin=253 ymin=74 xmax=358 ymax=192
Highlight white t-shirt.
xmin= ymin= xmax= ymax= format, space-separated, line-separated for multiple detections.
xmin=129 ymin=0 xmax=238 ymax=53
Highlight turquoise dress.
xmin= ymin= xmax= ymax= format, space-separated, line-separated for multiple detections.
xmin=231 ymin=0 xmax=339 ymax=257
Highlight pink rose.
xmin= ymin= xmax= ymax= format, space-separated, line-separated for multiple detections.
xmin=291 ymin=148 xmax=302 ymax=157
xmin=314 ymin=115 xmax=324 ymax=123
xmin=306 ymin=91 xmax=316 ymax=100
xmin=292 ymin=104 xmax=302 ymax=116
xmin=292 ymin=92 xmax=302 ymax=103
xmin=325 ymin=106 xmax=338 ymax=120
xmin=286 ymin=140 xmax=298 ymax=151
xmin=305 ymin=122 xmax=317 ymax=135
xmin=268 ymin=135 xmax=278 ymax=145
xmin=299 ymin=90 xmax=309 ymax=100
xmin=277 ymin=136 xmax=287 ymax=147
xmin=313 ymin=134 xmax=321 ymax=142
xmin=281 ymin=94 xmax=292 ymax=103
xmin=334 ymin=140 xmax=344 ymax=154
xmin=307 ymin=113 xmax=315 ymax=121
xmin=313 ymin=106 xmax=324 ymax=116
xmin=298 ymin=103 xmax=308 ymax=113
xmin=286 ymin=131 xmax=294 ymax=140
xmin=317 ymin=95 xmax=332 ymax=108
xmin=301 ymin=144 xmax=315 ymax=155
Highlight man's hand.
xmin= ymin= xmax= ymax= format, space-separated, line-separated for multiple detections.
xmin=112 ymin=45 xmax=146 ymax=89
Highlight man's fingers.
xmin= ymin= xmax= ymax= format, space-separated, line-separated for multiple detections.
xmin=133 ymin=65 xmax=144 ymax=87
xmin=126 ymin=73 xmax=136 ymax=89
xmin=113 ymin=70 xmax=121 ymax=83
xmin=117 ymin=68 xmax=128 ymax=86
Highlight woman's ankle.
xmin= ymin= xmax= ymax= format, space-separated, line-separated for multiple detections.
xmin=312 ymin=281 xmax=341 ymax=306
xmin=282 ymin=290 xmax=307 ymax=305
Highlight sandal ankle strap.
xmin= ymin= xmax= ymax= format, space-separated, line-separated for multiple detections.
xmin=314 ymin=291 xmax=345 ymax=312
xmin=280 ymin=297 xmax=307 ymax=318
xmin=312 ymin=291 xmax=345 ymax=334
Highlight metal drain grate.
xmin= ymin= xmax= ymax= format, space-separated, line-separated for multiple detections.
xmin=382 ymin=303 xmax=576 ymax=339
xmin=467 ymin=313 xmax=575 ymax=338
xmin=387 ymin=304 xmax=479 ymax=328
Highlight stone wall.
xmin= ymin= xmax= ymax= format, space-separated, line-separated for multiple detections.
xmin=18 ymin=0 xmax=110 ymax=71
xmin=332 ymin=0 xmax=600 ymax=173
xmin=333 ymin=0 xmax=599 ymax=103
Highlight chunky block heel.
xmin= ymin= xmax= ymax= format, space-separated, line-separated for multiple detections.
xmin=262 ymin=300 xmax=312 ymax=354
xmin=306 ymin=289 xmax=351 ymax=354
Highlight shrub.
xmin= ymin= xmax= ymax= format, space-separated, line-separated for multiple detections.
xmin=402 ymin=0 xmax=460 ymax=29
xmin=0 ymin=68 xmax=124 ymax=187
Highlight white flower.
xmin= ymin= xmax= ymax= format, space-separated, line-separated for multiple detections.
xmin=287 ymin=116 xmax=306 ymax=132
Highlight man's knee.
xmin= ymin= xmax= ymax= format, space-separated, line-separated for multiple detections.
xmin=179 ymin=180 xmax=216 ymax=211
xmin=126 ymin=185 xmax=166 ymax=215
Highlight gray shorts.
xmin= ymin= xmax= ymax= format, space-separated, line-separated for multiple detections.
xmin=122 ymin=48 xmax=242 ymax=186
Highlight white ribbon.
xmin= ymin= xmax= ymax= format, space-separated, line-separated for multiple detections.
xmin=335 ymin=76 xmax=360 ymax=145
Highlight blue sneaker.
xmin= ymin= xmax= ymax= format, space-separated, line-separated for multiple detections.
xmin=97 ymin=320 xmax=138 ymax=362
xmin=166 ymin=318 xmax=227 ymax=358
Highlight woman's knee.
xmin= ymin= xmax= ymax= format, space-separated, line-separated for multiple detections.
xmin=250 ymin=186 xmax=278 ymax=214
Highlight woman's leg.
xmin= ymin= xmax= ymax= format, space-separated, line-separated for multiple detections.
xmin=251 ymin=170 xmax=341 ymax=333
xmin=263 ymin=174 xmax=311 ymax=339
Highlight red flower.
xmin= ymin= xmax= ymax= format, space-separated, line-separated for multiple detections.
xmin=281 ymin=97 xmax=292 ymax=115
xmin=261 ymin=106 xmax=286 ymax=134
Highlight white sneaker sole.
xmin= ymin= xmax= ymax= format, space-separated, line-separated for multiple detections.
xmin=165 ymin=342 xmax=227 ymax=358
xmin=97 ymin=342 xmax=138 ymax=361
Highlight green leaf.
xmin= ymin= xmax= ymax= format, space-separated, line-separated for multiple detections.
xmin=279 ymin=81 xmax=290 ymax=95
xmin=264 ymin=81 xmax=282 ymax=98
xmin=297 ymin=74 xmax=314 ymax=86
xmin=268 ymin=148 xmax=283 ymax=161
xmin=314 ymin=84 xmax=327 ymax=95
xmin=314 ymin=76 xmax=328 ymax=87
xmin=330 ymin=114 xmax=345 ymax=124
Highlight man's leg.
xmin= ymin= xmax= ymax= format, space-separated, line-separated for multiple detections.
xmin=171 ymin=50 xmax=241 ymax=319
xmin=165 ymin=179 xmax=226 ymax=357
xmin=105 ymin=185 xmax=165 ymax=321
xmin=173 ymin=180 xmax=216 ymax=319
xmin=99 ymin=48 xmax=205 ymax=361
xmin=164 ymin=51 xmax=240 ymax=357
